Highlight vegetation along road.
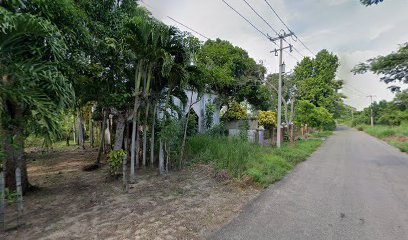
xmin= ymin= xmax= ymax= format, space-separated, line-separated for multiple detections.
xmin=210 ymin=126 xmax=408 ymax=240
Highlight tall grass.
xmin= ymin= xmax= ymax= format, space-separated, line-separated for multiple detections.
xmin=186 ymin=135 xmax=324 ymax=188
xmin=357 ymin=123 xmax=408 ymax=152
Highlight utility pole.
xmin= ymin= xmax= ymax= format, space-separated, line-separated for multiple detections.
xmin=270 ymin=31 xmax=293 ymax=148
xmin=367 ymin=95 xmax=376 ymax=127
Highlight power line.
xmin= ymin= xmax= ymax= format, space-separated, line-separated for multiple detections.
xmin=167 ymin=16 xmax=210 ymax=40
xmin=221 ymin=0 xmax=270 ymax=39
xmin=240 ymin=0 xmax=304 ymax=60
xmin=139 ymin=0 xmax=210 ymax=40
xmin=263 ymin=0 xmax=315 ymax=56
xmin=222 ymin=0 xmax=300 ymax=62
xmin=242 ymin=0 xmax=278 ymax=35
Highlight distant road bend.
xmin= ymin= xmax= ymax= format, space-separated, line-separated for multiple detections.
xmin=210 ymin=126 xmax=408 ymax=240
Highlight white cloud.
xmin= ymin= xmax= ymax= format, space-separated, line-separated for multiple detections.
xmin=144 ymin=0 xmax=408 ymax=109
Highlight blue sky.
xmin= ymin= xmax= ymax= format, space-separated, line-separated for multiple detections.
xmin=142 ymin=0 xmax=408 ymax=110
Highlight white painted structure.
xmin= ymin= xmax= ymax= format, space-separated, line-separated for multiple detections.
xmin=172 ymin=90 xmax=220 ymax=133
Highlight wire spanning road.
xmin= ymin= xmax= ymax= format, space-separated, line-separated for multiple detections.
xmin=209 ymin=126 xmax=408 ymax=240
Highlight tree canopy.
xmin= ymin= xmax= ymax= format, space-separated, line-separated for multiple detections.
xmin=352 ymin=43 xmax=408 ymax=92
xmin=360 ymin=0 xmax=384 ymax=6
xmin=293 ymin=50 xmax=344 ymax=116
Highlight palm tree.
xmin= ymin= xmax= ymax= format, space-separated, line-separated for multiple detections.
xmin=0 ymin=8 xmax=74 ymax=192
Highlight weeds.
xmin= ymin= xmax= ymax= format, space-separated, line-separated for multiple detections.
xmin=356 ymin=123 xmax=408 ymax=152
xmin=186 ymin=135 xmax=324 ymax=188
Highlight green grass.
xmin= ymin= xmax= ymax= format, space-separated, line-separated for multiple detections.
xmin=186 ymin=135 xmax=326 ymax=188
xmin=356 ymin=123 xmax=408 ymax=152
xmin=309 ymin=131 xmax=333 ymax=139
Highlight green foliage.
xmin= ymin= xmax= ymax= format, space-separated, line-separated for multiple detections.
xmin=206 ymin=123 xmax=227 ymax=137
xmin=358 ymin=124 xmax=408 ymax=152
xmin=258 ymin=111 xmax=277 ymax=130
xmin=186 ymin=135 xmax=324 ymax=188
xmin=196 ymin=39 xmax=269 ymax=108
xmin=108 ymin=150 xmax=126 ymax=177
xmin=351 ymin=94 xmax=408 ymax=127
xmin=205 ymin=102 xmax=216 ymax=129
xmin=353 ymin=43 xmax=407 ymax=92
xmin=1 ymin=188 xmax=18 ymax=203
xmin=222 ymin=101 xmax=248 ymax=122
xmin=0 ymin=6 xmax=74 ymax=143
xmin=293 ymin=50 xmax=343 ymax=115
xmin=295 ymin=100 xmax=335 ymax=130
xmin=186 ymin=112 xmax=198 ymax=136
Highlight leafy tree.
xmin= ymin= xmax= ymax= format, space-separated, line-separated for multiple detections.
xmin=352 ymin=43 xmax=408 ymax=92
xmin=266 ymin=73 xmax=296 ymax=125
xmin=196 ymin=39 xmax=269 ymax=108
xmin=0 ymin=6 xmax=74 ymax=192
xmin=293 ymin=50 xmax=344 ymax=115
xmin=295 ymin=100 xmax=335 ymax=130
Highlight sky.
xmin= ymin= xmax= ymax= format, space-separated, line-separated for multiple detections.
xmin=141 ymin=0 xmax=408 ymax=110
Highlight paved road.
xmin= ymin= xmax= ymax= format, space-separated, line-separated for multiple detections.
xmin=210 ymin=127 xmax=408 ymax=240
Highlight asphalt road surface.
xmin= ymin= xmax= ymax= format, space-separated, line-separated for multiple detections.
xmin=210 ymin=126 xmax=408 ymax=240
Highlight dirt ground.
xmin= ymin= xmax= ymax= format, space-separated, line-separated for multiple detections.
xmin=1 ymin=148 xmax=259 ymax=240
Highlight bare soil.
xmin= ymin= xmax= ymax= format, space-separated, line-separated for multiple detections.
xmin=384 ymin=136 xmax=408 ymax=142
xmin=1 ymin=149 xmax=259 ymax=240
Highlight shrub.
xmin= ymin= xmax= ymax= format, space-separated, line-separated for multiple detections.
xmin=221 ymin=101 xmax=247 ymax=122
xmin=108 ymin=150 xmax=126 ymax=177
xmin=295 ymin=100 xmax=335 ymax=130
xmin=258 ymin=110 xmax=277 ymax=129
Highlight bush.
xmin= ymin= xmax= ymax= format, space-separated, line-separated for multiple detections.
xmin=295 ymin=100 xmax=335 ymax=131
xmin=108 ymin=150 xmax=126 ymax=177
xmin=206 ymin=123 xmax=227 ymax=137
xmin=221 ymin=101 xmax=248 ymax=122
xmin=258 ymin=110 xmax=277 ymax=129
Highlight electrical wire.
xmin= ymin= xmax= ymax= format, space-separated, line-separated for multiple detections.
xmin=263 ymin=0 xmax=315 ymax=56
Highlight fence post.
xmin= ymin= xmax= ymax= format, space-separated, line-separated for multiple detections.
xmin=271 ymin=128 xmax=275 ymax=146
xmin=0 ymin=171 xmax=5 ymax=231
xmin=123 ymin=154 xmax=128 ymax=193
xmin=15 ymin=167 xmax=23 ymax=227
xmin=258 ymin=127 xmax=264 ymax=146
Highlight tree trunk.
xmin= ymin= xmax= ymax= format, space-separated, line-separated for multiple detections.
xmin=90 ymin=107 xmax=94 ymax=148
xmin=142 ymin=102 xmax=149 ymax=167
xmin=135 ymin=120 xmax=140 ymax=168
xmin=113 ymin=113 xmax=126 ymax=151
xmin=104 ymin=117 xmax=111 ymax=153
xmin=96 ymin=109 xmax=107 ymax=165
xmin=77 ymin=111 xmax=85 ymax=149
xmin=73 ymin=114 xmax=77 ymax=145
xmin=179 ymin=93 xmax=199 ymax=169
xmin=130 ymin=61 xmax=143 ymax=183
xmin=150 ymin=103 xmax=157 ymax=167
xmin=159 ymin=140 xmax=164 ymax=175
xmin=1 ymin=104 xmax=29 ymax=194
xmin=159 ymin=87 xmax=172 ymax=175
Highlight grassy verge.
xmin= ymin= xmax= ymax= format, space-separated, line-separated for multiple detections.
xmin=186 ymin=135 xmax=327 ymax=188
xmin=355 ymin=124 xmax=408 ymax=152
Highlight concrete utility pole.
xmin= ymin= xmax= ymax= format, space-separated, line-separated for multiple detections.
xmin=367 ymin=95 xmax=376 ymax=127
xmin=270 ymin=31 xmax=293 ymax=148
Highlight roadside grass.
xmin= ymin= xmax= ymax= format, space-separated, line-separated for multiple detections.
xmin=186 ymin=135 xmax=326 ymax=188
xmin=355 ymin=123 xmax=408 ymax=152
xmin=308 ymin=131 xmax=333 ymax=139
